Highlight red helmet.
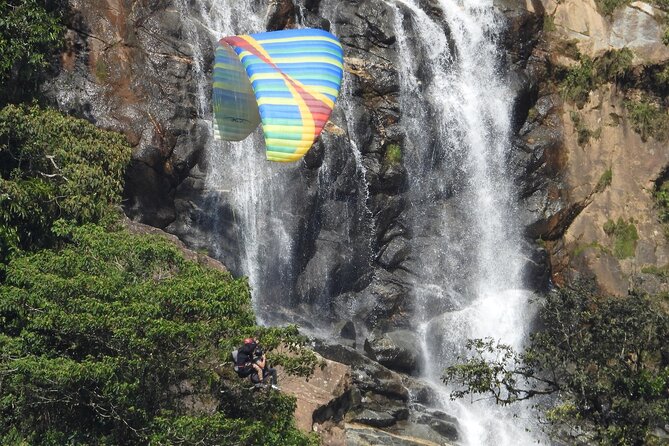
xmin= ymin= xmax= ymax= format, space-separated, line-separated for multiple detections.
xmin=243 ymin=338 xmax=255 ymax=345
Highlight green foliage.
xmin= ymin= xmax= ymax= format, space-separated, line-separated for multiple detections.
xmin=573 ymin=241 xmax=609 ymax=258
xmin=95 ymin=57 xmax=110 ymax=83
xmin=654 ymin=179 xmax=669 ymax=240
xmin=444 ymin=281 xmax=669 ymax=445
xmin=0 ymin=223 xmax=319 ymax=445
xmin=596 ymin=48 xmax=633 ymax=81
xmin=595 ymin=167 xmax=613 ymax=192
xmin=655 ymin=180 xmax=669 ymax=223
xmin=655 ymin=64 xmax=669 ymax=91
xmin=543 ymin=14 xmax=556 ymax=33
xmin=641 ymin=263 xmax=669 ymax=278
xmin=602 ymin=217 xmax=639 ymax=259
xmin=603 ymin=218 xmax=617 ymax=236
xmin=561 ymin=49 xmax=635 ymax=107
xmin=625 ymin=98 xmax=669 ymax=142
xmin=0 ymin=0 xmax=64 ymax=100
xmin=554 ymin=39 xmax=581 ymax=60
xmin=562 ymin=57 xmax=596 ymax=107
xmin=595 ymin=0 xmax=631 ymax=15
xmin=149 ymin=411 xmax=319 ymax=446
xmin=384 ymin=143 xmax=402 ymax=166
xmin=570 ymin=111 xmax=592 ymax=146
xmin=0 ymin=104 xmax=131 ymax=262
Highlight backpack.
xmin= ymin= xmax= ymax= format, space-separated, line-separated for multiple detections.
xmin=232 ymin=348 xmax=254 ymax=378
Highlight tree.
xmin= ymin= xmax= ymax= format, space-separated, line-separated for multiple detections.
xmin=443 ymin=282 xmax=669 ymax=445
xmin=0 ymin=222 xmax=319 ymax=445
xmin=0 ymin=0 xmax=64 ymax=103
xmin=0 ymin=104 xmax=132 ymax=264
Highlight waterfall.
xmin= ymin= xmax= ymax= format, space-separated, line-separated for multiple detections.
xmin=177 ymin=0 xmax=374 ymax=327
xmin=178 ymin=0 xmax=543 ymax=442
xmin=390 ymin=0 xmax=543 ymax=444
xmin=178 ymin=0 xmax=304 ymax=322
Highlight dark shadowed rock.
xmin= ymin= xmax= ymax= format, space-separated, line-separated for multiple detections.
xmin=42 ymin=0 xmax=212 ymax=229
xmin=313 ymin=339 xmax=460 ymax=444
xmin=337 ymin=320 xmax=357 ymax=341
xmin=348 ymin=408 xmax=402 ymax=428
xmin=364 ymin=330 xmax=421 ymax=374
xmin=266 ymin=0 xmax=297 ymax=31
xmin=378 ymin=237 xmax=412 ymax=269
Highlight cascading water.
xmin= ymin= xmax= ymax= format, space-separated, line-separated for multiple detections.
xmin=390 ymin=0 xmax=543 ymax=444
xmin=179 ymin=0 xmax=304 ymax=322
xmin=180 ymin=0 xmax=543 ymax=442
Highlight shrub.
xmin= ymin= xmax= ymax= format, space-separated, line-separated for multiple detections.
xmin=543 ymin=15 xmax=556 ymax=33
xmin=602 ymin=217 xmax=639 ymax=259
xmin=595 ymin=48 xmax=633 ymax=81
xmin=654 ymin=64 xmax=669 ymax=92
xmin=0 ymin=0 xmax=64 ymax=102
xmin=655 ymin=180 xmax=669 ymax=223
xmin=603 ymin=218 xmax=616 ymax=235
xmin=570 ymin=111 xmax=592 ymax=146
xmin=561 ymin=57 xmax=596 ymax=107
xmin=560 ymin=49 xmax=636 ymax=107
xmin=444 ymin=281 xmax=669 ymax=446
xmin=384 ymin=143 xmax=402 ymax=165
xmin=625 ymin=98 xmax=669 ymax=142
xmin=573 ymin=241 xmax=609 ymax=257
xmin=596 ymin=168 xmax=613 ymax=192
xmin=595 ymin=0 xmax=631 ymax=15
xmin=0 ymin=104 xmax=131 ymax=262
xmin=641 ymin=264 xmax=669 ymax=278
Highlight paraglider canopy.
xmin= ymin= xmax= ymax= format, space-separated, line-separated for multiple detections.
xmin=212 ymin=28 xmax=344 ymax=162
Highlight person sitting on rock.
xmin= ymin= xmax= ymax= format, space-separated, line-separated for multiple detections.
xmin=234 ymin=337 xmax=278 ymax=388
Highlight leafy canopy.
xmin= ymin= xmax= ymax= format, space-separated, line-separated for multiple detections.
xmin=0 ymin=104 xmax=132 ymax=263
xmin=0 ymin=0 xmax=64 ymax=101
xmin=0 ymin=222 xmax=319 ymax=445
xmin=444 ymin=282 xmax=669 ymax=446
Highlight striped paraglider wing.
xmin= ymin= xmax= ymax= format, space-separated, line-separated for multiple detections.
xmin=220 ymin=28 xmax=344 ymax=162
xmin=212 ymin=42 xmax=261 ymax=141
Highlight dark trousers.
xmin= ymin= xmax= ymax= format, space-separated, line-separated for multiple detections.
xmin=250 ymin=366 xmax=277 ymax=385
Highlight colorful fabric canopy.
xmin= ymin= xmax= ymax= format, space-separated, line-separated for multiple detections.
xmin=212 ymin=28 xmax=344 ymax=162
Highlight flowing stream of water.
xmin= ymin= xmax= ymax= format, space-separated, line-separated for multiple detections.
xmin=391 ymin=0 xmax=543 ymax=443
xmin=180 ymin=0 xmax=300 ymax=321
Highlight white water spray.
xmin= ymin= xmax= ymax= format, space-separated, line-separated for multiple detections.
xmin=179 ymin=0 xmax=297 ymax=320
xmin=391 ymin=0 xmax=543 ymax=444
xmin=182 ymin=0 xmax=543 ymax=441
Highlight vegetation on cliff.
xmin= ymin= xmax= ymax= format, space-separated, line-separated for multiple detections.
xmin=558 ymin=46 xmax=669 ymax=143
xmin=0 ymin=121 xmax=319 ymax=444
xmin=0 ymin=104 xmax=131 ymax=265
xmin=0 ymin=5 xmax=319 ymax=444
xmin=0 ymin=0 xmax=64 ymax=103
xmin=654 ymin=177 xmax=669 ymax=239
xmin=444 ymin=281 xmax=669 ymax=446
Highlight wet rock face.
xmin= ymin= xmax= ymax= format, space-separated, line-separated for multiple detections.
xmin=42 ymin=0 xmax=212 ymax=228
xmin=363 ymin=330 xmax=422 ymax=375
xmin=314 ymin=340 xmax=459 ymax=445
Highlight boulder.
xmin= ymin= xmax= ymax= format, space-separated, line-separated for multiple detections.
xmin=363 ymin=330 xmax=422 ymax=374
xmin=280 ymin=355 xmax=351 ymax=433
